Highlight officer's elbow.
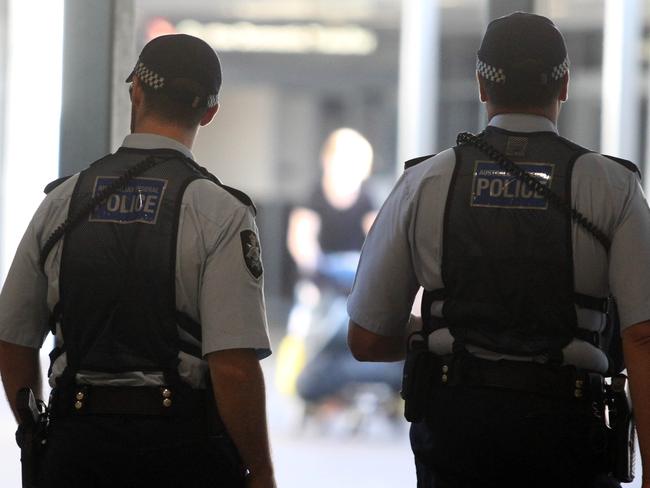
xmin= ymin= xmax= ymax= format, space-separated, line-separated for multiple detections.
xmin=348 ymin=341 xmax=373 ymax=362
xmin=349 ymin=343 xmax=375 ymax=362
xmin=348 ymin=320 xmax=394 ymax=362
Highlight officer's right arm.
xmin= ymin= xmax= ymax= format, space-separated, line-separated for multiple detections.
xmin=347 ymin=168 xmax=424 ymax=358
xmin=0 ymin=341 xmax=42 ymax=422
xmin=0 ymin=201 xmax=53 ymax=422
xmin=622 ymin=322 xmax=650 ymax=486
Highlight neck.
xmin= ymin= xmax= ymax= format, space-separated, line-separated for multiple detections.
xmin=486 ymin=101 xmax=560 ymax=125
xmin=133 ymin=118 xmax=198 ymax=149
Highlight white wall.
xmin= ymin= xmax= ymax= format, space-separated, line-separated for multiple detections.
xmin=0 ymin=0 xmax=63 ymax=280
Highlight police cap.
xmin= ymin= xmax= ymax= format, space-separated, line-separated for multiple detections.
xmin=126 ymin=34 xmax=221 ymax=108
xmin=477 ymin=12 xmax=569 ymax=87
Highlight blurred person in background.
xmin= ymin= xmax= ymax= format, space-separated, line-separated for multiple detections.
xmin=348 ymin=12 xmax=650 ymax=488
xmin=0 ymin=34 xmax=275 ymax=488
xmin=277 ymin=128 xmax=402 ymax=428
xmin=287 ymin=127 xmax=375 ymax=277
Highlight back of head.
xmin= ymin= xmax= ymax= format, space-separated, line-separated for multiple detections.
xmin=126 ymin=34 xmax=222 ymax=128
xmin=477 ymin=12 xmax=569 ymax=110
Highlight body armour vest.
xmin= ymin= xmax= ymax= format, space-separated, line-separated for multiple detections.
xmin=440 ymin=127 xmax=589 ymax=356
xmin=57 ymin=148 xmax=216 ymax=381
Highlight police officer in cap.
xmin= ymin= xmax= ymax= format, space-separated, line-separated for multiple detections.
xmin=347 ymin=12 xmax=650 ymax=488
xmin=0 ymin=34 xmax=276 ymax=487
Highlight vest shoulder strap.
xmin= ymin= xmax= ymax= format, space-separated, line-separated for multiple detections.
xmin=553 ymin=137 xmax=641 ymax=179
xmin=44 ymin=154 xmax=115 ymax=194
xmin=555 ymin=135 xmax=590 ymax=153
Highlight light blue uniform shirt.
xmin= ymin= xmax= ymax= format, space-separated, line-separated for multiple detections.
xmin=348 ymin=114 xmax=650 ymax=372
xmin=0 ymin=133 xmax=272 ymax=388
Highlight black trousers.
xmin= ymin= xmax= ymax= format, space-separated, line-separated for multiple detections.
xmin=38 ymin=414 xmax=244 ymax=488
xmin=410 ymin=385 xmax=621 ymax=488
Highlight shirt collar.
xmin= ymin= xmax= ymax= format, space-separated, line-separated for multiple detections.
xmin=488 ymin=113 xmax=558 ymax=134
xmin=121 ymin=133 xmax=194 ymax=160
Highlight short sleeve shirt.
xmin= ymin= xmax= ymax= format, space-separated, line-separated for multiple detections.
xmin=348 ymin=114 xmax=650 ymax=372
xmin=0 ymin=133 xmax=272 ymax=388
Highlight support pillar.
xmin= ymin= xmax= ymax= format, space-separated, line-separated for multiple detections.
xmin=396 ymin=0 xmax=440 ymax=171
xmin=60 ymin=0 xmax=135 ymax=175
xmin=601 ymin=0 xmax=642 ymax=165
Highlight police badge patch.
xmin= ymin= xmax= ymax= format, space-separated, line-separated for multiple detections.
xmin=471 ymin=160 xmax=554 ymax=210
xmin=240 ymin=230 xmax=263 ymax=279
xmin=89 ymin=176 xmax=168 ymax=224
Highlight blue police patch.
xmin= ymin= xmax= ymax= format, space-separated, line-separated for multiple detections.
xmin=471 ymin=161 xmax=554 ymax=210
xmin=89 ymin=177 xmax=168 ymax=224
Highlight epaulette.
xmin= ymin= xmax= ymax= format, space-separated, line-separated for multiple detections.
xmin=404 ymin=154 xmax=435 ymax=171
xmin=603 ymin=154 xmax=642 ymax=180
xmin=219 ymin=184 xmax=257 ymax=215
xmin=43 ymin=175 xmax=73 ymax=194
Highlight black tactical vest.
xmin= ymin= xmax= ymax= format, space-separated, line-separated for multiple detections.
xmin=417 ymin=127 xmax=622 ymax=361
xmin=54 ymin=148 xmax=235 ymax=384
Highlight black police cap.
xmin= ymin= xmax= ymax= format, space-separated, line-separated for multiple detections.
xmin=126 ymin=34 xmax=221 ymax=108
xmin=477 ymin=12 xmax=569 ymax=86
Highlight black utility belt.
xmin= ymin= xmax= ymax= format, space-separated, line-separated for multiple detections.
xmin=50 ymin=385 xmax=212 ymax=418
xmin=436 ymin=353 xmax=602 ymax=401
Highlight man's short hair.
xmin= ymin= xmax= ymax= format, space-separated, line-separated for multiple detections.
xmin=477 ymin=12 xmax=569 ymax=109
xmin=480 ymin=71 xmax=565 ymax=109
xmin=140 ymin=79 xmax=209 ymax=128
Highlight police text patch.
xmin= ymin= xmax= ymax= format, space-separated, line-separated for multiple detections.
xmin=471 ymin=161 xmax=554 ymax=210
xmin=89 ymin=177 xmax=168 ymax=224
xmin=241 ymin=230 xmax=263 ymax=279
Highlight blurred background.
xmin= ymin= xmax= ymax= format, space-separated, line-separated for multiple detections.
xmin=0 ymin=0 xmax=648 ymax=486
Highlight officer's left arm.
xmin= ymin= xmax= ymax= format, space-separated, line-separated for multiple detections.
xmin=348 ymin=320 xmax=405 ymax=362
xmin=622 ymin=321 xmax=650 ymax=484
xmin=0 ymin=341 xmax=42 ymax=422
xmin=197 ymin=196 xmax=274 ymax=484
xmin=348 ymin=315 xmax=422 ymax=362
xmin=608 ymin=171 xmax=650 ymax=484
xmin=207 ymin=348 xmax=275 ymax=486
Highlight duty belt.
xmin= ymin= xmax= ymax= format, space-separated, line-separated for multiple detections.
xmin=50 ymin=385 xmax=222 ymax=426
xmin=436 ymin=353 xmax=604 ymax=401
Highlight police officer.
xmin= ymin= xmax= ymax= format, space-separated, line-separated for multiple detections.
xmin=347 ymin=12 xmax=650 ymax=488
xmin=0 ymin=34 xmax=276 ymax=487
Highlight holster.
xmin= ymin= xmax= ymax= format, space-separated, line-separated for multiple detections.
xmin=605 ymin=375 xmax=635 ymax=482
xmin=401 ymin=333 xmax=439 ymax=423
xmin=15 ymin=388 xmax=48 ymax=488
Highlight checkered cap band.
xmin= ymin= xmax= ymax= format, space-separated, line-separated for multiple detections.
xmin=134 ymin=60 xmax=218 ymax=107
xmin=551 ymin=56 xmax=570 ymax=81
xmin=206 ymin=94 xmax=219 ymax=108
xmin=477 ymin=59 xmax=506 ymax=84
xmin=134 ymin=62 xmax=165 ymax=90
